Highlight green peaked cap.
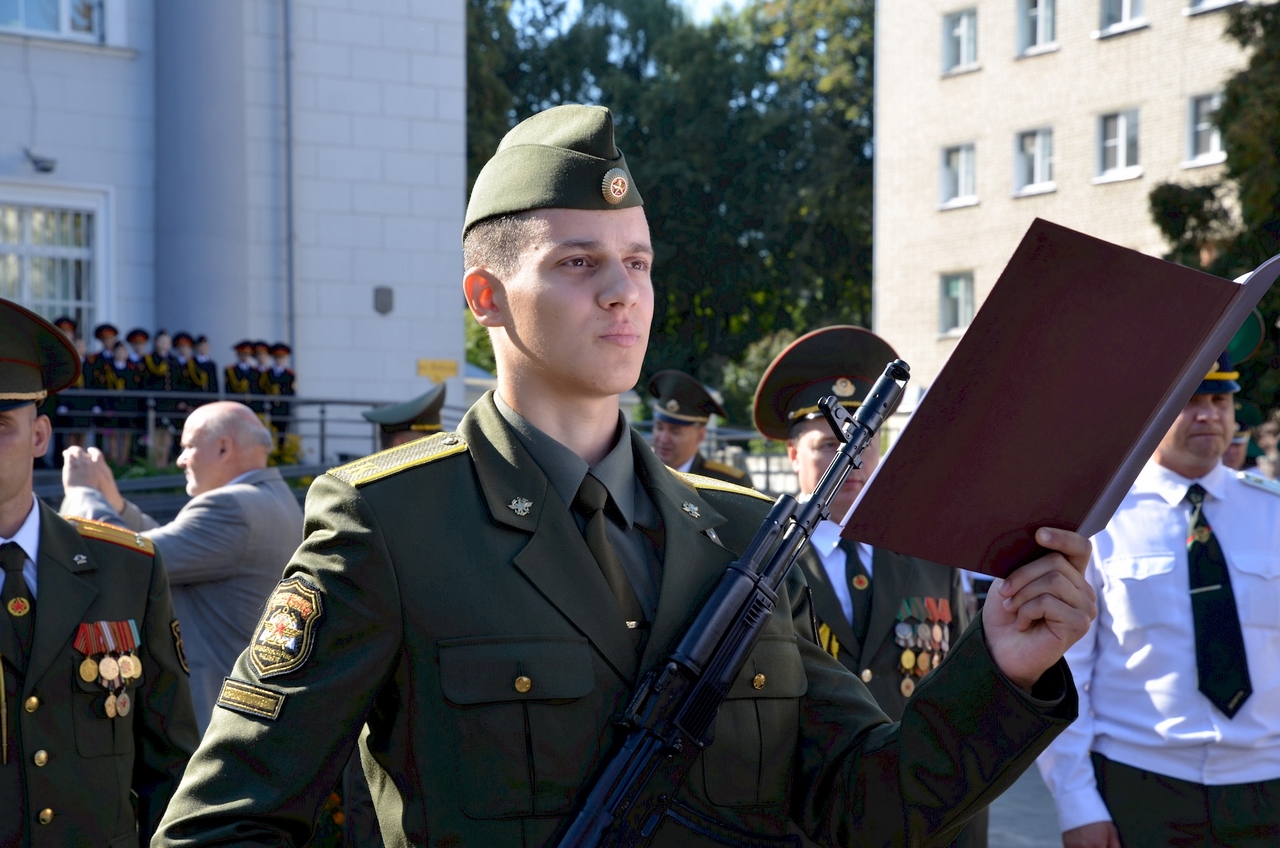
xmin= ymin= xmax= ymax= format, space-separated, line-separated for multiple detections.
xmin=362 ymin=383 xmax=447 ymax=434
xmin=0 ymin=297 xmax=81 ymax=412
xmin=464 ymin=104 xmax=643 ymax=239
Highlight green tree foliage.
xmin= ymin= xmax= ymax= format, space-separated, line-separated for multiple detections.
xmin=465 ymin=0 xmax=876 ymax=424
xmin=1149 ymin=4 xmax=1280 ymax=410
xmin=464 ymin=308 xmax=497 ymax=375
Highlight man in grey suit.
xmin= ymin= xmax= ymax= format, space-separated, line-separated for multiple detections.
xmin=59 ymin=401 xmax=304 ymax=732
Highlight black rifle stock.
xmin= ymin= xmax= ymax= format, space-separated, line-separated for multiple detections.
xmin=558 ymin=359 xmax=911 ymax=848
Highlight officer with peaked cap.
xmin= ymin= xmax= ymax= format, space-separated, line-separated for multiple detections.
xmin=754 ymin=325 xmax=986 ymax=846
xmin=646 ymin=370 xmax=753 ymax=487
xmin=362 ymin=383 xmax=447 ymax=451
xmin=1038 ymin=348 xmax=1280 ymax=846
xmin=0 ymin=299 xmax=197 ymax=846
xmin=157 ymin=105 xmax=1096 ymax=848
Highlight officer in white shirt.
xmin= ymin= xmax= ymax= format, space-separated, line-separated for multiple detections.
xmin=1037 ymin=353 xmax=1280 ymax=848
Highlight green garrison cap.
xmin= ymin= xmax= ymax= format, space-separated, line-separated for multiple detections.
xmin=362 ymin=383 xmax=447 ymax=435
xmin=464 ymin=104 xmax=643 ymax=238
xmin=647 ymin=370 xmax=727 ymax=424
xmin=0 ymin=298 xmax=81 ymax=412
xmin=753 ymin=326 xmax=898 ymax=441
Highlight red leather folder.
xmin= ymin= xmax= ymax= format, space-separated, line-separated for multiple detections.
xmin=844 ymin=218 xmax=1279 ymax=578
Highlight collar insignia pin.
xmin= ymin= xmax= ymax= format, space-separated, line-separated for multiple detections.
xmin=682 ymin=502 xmax=700 ymax=519
xmin=508 ymin=497 xmax=533 ymax=517
xmin=74 ymin=554 xmax=87 ymax=565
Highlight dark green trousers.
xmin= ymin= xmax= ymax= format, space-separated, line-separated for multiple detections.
xmin=1093 ymin=753 xmax=1280 ymax=847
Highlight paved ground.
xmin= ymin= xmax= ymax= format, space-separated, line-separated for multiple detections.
xmin=988 ymin=767 xmax=1062 ymax=848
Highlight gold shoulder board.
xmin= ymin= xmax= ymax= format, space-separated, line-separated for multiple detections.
xmin=703 ymin=459 xmax=747 ymax=480
xmin=328 ymin=432 xmax=468 ymax=488
xmin=66 ymin=516 xmax=155 ymax=555
xmin=671 ymin=470 xmax=774 ymax=503
xmin=1237 ymin=471 xmax=1280 ymax=498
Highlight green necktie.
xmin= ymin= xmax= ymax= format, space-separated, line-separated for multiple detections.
xmin=840 ymin=539 xmax=872 ymax=645
xmin=2 ymin=542 xmax=34 ymax=673
xmin=572 ymin=474 xmax=645 ymax=631
xmin=1185 ymin=484 xmax=1252 ymax=718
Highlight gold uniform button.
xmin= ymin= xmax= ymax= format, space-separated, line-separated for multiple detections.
xmin=860 ymin=669 xmax=873 ymax=683
xmin=752 ymin=673 xmax=766 ymax=690
xmin=24 ymin=696 xmax=39 ymax=713
xmin=33 ymin=750 xmax=49 ymax=767
xmin=38 ymin=809 xmax=53 ymax=825
xmin=514 ymin=676 xmax=532 ymax=694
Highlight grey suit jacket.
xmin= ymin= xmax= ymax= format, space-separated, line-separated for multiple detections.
xmin=61 ymin=467 xmax=304 ymax=732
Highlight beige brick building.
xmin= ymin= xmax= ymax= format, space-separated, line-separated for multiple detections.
xmin=873 ymin=0 xmax=1251 ymax=389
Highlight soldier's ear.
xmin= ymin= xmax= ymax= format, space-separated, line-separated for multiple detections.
xmin=464 ymin=268 xmax=505 ymax=329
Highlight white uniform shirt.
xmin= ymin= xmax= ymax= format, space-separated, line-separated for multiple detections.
xmin=1036 ymin=460 xmax=1280 ymax=832
xmin=0 ymin=494 xmax=41 ymax=597
xmin=810 ymin=519 xmax=874 ymax=625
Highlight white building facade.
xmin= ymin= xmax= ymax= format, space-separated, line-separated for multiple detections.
xmin=874 ymin=0 xmax=1250 ymax=387
xmin=0 ymin=0 xmax=466 ymax=459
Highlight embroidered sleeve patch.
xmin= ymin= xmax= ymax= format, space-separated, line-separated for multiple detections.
xmin=217 ymin=678 xmax=285 ymax=720
xmin=250 ymin=577 xmax=324 ymax=679
xmin=170 ymin=619 xmax=189 ymax=674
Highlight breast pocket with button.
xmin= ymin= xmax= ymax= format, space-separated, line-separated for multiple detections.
xmin=1229 ymin=553 xmax=1280 ymax=628
xmin=438 ymin=635 xmax=601 ymax=819
xmin=1100 ymin=555 xmax=1183 ymax=644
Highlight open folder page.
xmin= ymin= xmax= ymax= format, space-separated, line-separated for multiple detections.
xmin=844 ymin=218 xmax=1279 ymax=578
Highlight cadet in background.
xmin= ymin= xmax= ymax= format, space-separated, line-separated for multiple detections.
xmin=646 ymin=369 xmax=753 ymax=487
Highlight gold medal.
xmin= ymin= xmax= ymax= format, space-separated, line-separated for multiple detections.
xmin=916 ymin=651 xmax=931 ymax=672
xmin=115 ymin=692 xmax=131 ymax=717
xmin=98 ymin=656 xmax=120 ymax=682
xmin=900 ymin=648 xmax=916 ymax=671
xmin=117 ymin=655 xmax=136 ymax=680
xmin=932 ymin=623 xmax=943 ymax=644
xmin=79 ymin=656 xmax=100 ymax=682
xmin=104 ymin=693 xmax=117 ymax=719
xmin=900 ymin=677 xmax=915 ymax=697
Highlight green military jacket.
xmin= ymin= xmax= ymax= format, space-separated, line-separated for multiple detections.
xmin=156 ymin=394 xmax=1075 ymax=847
xmin=799 ymin=547 xmax=968 ymax=721
xmin=1 ymin=502 xmax=198 ymax=848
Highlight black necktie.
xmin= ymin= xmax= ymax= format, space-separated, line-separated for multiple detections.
xmin=840 ymin=539 xmax=872 ymax=645
xmin=572 ymin=474 xmax=645 ymax=630
xmin=2 ymin=542 xmax=34 ymax=673
xmin=1185 ymin=484 xmax=1252 ymax=718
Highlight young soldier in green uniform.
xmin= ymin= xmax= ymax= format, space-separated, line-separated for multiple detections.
xmin=647 ymin=370 xmax=754 ymax=488
xmin=156 ymin=105 xmax=1096 ymax=847
xmin=0 ymin=299 xmax=198 ymax=847
xmin=362 ymin=382 xmax=447 ymax=451
xmin=755 ymin=325 xmax=986 ymax=847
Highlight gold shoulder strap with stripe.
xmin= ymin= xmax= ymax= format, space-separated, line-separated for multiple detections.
xmin=671 ymin=469 xmax=774 ymax=502
xmin=328 ymin=432 xmax=468 ymax=488
xmin=702 ymin=459 xmax=747 ymax=480
xmin=66 ymin=516 xmax=155 ymax=555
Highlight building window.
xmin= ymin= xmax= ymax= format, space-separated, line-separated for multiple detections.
xmin=1188 ymin=94 xmax=1225 ymax=164
xmin=1018 ymin=0 xmax=1056 ymax=53
xmin=0 ymin=0 xmax=101 ymax=41
xmin=1015 ymin=129 xmax=1054 ymax=193
xmin=0 ymin=204 xmax=97 ymax=330
xmin=1186 ymin=0 xmax=1242 ymax=13
xmin=1097 ymin=110 xmax=1140 ymax=180
xmin=1100 ymin=0 xmax=1143 ymax=30
xmin=940 ymin=144 xmax=977 ymax=207
xmin=943 ymin=9 xmax=978 ymax=73
xmin=940 ymin=273 xmax=975 ymax=334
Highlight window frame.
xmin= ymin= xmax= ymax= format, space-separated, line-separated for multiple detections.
xmin=1184 ymin=0 xmax=1244 ymax=16
xmin=939 ymin=143 xmax=978 ymax=209
xmin=1095 ymin=0 xmax=1147 ymax=38
xmin=1013 ymin=128 xmax=1055 ymax=196
xmin=0 ymin=0 xmax=106 ymax=43
xmin=1186 ymin=93 xmax=1226 ymax=167
xmin=0 ymin=181 xmax=111 ymax=329
xmin=1094 ymin=109 xmax=1142 ymax=183
xmin=942 ymin=8 xmax=979 ymax=74
xmin=939 ymin=272 xmax=976 ymax=336
xmin=1017 ymin=0 xmax=1057 ymax=55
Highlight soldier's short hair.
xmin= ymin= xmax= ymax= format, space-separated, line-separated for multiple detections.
xmin=462 ymin=212 xmax=548 ymax=279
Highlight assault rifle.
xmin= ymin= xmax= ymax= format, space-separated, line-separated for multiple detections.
xmin=559 ymin=359 xmax=911 ymax=848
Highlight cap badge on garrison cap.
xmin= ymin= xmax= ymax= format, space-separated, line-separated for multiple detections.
xmin=603 ymin=168 xmax=629 ymax=205
xmin=832 ymin=378 xmax=855 ymax=398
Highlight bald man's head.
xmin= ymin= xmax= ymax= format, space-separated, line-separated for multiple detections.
xmin=177 ymin=402 xmax=274 ymax=496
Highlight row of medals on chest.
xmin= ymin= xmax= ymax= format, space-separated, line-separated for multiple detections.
xmin=894 ymin=599 xmax=953 ymax=698
xmin=74 ymin=621 xmax=142 ymax=719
